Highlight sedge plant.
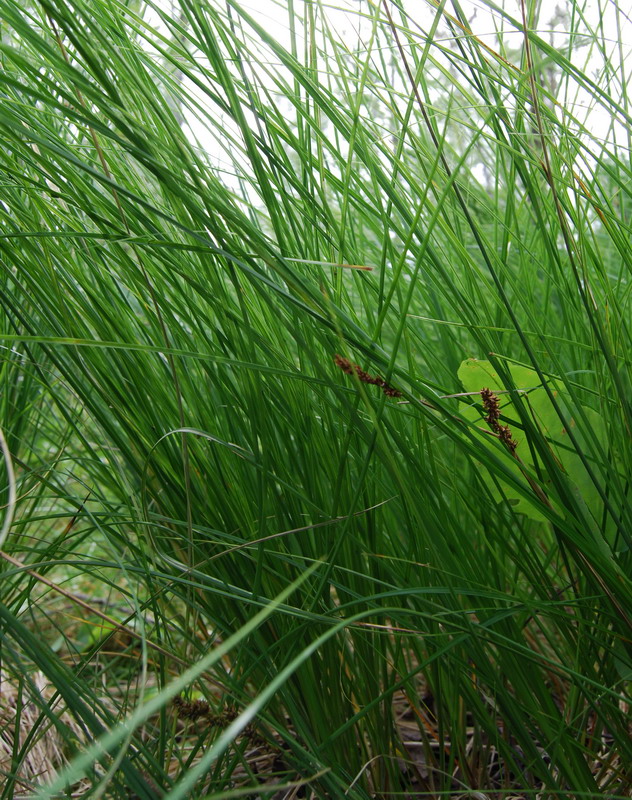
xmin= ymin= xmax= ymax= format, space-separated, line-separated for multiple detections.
xmin=0 ymin=0 xmax=630 ymax=797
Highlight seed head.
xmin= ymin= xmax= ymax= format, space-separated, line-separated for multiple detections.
xmin=334 ymin=354 xmax=402 ymax=398
xmin=480 ymin=388 xmax=517 ymax=454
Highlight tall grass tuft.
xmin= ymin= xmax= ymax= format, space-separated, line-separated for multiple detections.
xmin=0 ymin=0 xmax=630 ymax=796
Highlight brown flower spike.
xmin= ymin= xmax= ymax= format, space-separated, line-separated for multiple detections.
xmin=172 ymin=698 xmax=267 ymax=747
xmin=334 ymin=355 xmax=402 ymax=398
xmin=173 ymin=697 xmax=241 ymax=723
xmin=480 ymin=387 xmax=518 ymax=454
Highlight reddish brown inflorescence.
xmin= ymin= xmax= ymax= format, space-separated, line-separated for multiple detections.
xmin=480 ymin=387 xmax=518 ymax=454
xmin=334 ymin=354 xmax=402 ymax=398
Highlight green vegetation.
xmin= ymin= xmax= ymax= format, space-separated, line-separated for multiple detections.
xmin=0 ymin=0 xmax=630 ymax=796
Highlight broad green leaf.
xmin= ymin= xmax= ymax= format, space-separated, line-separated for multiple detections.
xmin=457 ymin=359 xmax=617 ymax=550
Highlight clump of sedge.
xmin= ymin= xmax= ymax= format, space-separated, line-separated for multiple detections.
xmin=334 ymin=354 xmax=402 ymax=398
xmin=480 ymin=387 xmax=518 ymax=454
